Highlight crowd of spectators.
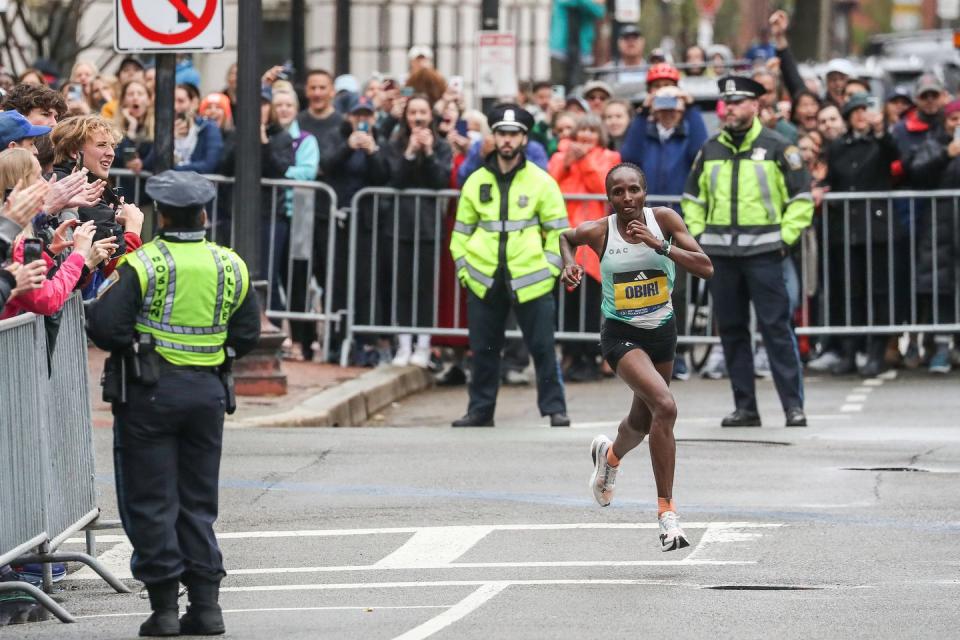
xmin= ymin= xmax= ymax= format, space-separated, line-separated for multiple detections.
xmin=1 ymin=9 xmax=958 ymax=383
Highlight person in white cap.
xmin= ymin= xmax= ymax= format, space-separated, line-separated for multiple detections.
xmin=824 ymin=58 xmax=856 ymax=110
xmin=408 ymin=45 xmax=434 ymax=75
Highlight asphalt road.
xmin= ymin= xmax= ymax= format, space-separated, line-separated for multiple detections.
xmin=13 ymin=367 xmax=960 ymax=639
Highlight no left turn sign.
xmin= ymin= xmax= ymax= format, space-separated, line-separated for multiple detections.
xmin=115 ymin=0 xmax=224 ymax=52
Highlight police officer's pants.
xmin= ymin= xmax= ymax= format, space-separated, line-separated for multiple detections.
xmin=466 ymin=283 xmax=566 ymax=418
xmin=113 ymin=369 xmax=227 ymax=585
xmin=709 ymin=252 xmax=804 ymax=413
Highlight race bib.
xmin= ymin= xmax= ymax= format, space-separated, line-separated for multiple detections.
xmin=613 ymin=269 xmax=669 ymax=317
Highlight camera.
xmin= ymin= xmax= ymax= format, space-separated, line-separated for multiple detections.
xmin=81 ymin=186 xmax=127 ymax=259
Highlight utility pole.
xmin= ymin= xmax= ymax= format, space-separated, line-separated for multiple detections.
xmin=235 ymin=0 xmax=262 ymax=274
xmin=481 ymin=0 xmax=498 ymax=114
xmin=292 ymin=0 xmax=307 ymax=85
xmin=153 ymin=55 xmax=176 ymax=173
xmin=335 ymin=0 xmax=351 ymax=76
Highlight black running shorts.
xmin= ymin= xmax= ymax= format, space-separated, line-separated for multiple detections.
xmin=600 ymin=316 xmax=677 ymax=371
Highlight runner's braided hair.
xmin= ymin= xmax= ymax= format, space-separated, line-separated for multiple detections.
xmin=605 ymin=162 xmax=647 ymax=195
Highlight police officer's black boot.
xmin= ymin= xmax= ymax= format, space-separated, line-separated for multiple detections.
xmin=139 ymin=580 xmax=180 ymax=637
xmin=179 ymin=578 xmax=225 ymax=635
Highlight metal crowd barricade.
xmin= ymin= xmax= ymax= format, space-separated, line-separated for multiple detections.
xmin=343 ymin=186 xmax=960 ymax=361
xmin=0 ymin=295 xmax=129 ymax=623
xmin=341 ymin=189 xmax=702 ymax=365
xmin=805 ymin=189 xmax=960 ymax=336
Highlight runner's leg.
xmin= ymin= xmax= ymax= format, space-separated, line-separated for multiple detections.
xmin=615 ymin=349 xmax=676 ymax=498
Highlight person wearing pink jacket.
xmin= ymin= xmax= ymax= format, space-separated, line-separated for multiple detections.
xmin=1 ymin=219 xmax=115 ymax=319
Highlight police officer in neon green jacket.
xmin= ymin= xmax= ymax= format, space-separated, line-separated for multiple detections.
xmin=88 ymin=171 xmax=260 ymax=637
xmin=682 ymin=76 xmax=813 ymax=429
xmin=450 ymin=104 xmax=571 ymax=427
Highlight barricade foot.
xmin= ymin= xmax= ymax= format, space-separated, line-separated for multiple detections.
xmin=14 ymin=552 xmax=132 ymax=594
xmin=0 ymin=582 xmax=75 ymax=623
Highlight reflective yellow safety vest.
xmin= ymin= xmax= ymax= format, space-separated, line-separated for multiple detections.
xmin=451 ymin=158 xmax=569 ymax=303
xmin=682 ymin=118 xmax=814 ymax=257
xmin=120 ymin=233 xmax=250 ymax=367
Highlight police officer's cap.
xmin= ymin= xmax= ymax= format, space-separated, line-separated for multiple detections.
xmin=145 ymin=170 xmax=217 ymax=210
xmin=487 ymin=103 xmax=534 ymax=133
xmin=717 ymin=75 xmax=766 ymax=103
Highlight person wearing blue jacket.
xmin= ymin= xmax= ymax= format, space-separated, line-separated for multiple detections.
xmin=140 ymin=84 xmax=224 ymax=175
xmin=272 ymin=83 xmax=322 ymax=361
xmin=620 ymin=90 xmax=708 ymax=380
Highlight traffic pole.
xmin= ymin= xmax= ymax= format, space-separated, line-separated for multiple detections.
xmin=234 ymin=0 xmax=288 ymax=396
xmin=480 ymin=0 xmax=498 ymax=115
xmin=152 ymin=54 xmax=176 ymax=173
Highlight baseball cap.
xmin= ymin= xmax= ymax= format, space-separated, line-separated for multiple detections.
xmin=841 ymin=92 xmax=870 ymax=119
xmin=619 ymin=25 xmax=642 ymax=38
xmin=914 ymin=74 xmax=944 ymax=97
xmin=334 ymin=74 xmax=359 ymax=94
xmin=0 ymin=110 xmax=52 ymax=148
xmin=885 ymin=85 xmax=913 ymax=105
xmin=348 ymin=95 xmax=375 ymax=114
xmin=564 ymin=95 xmax=590 ymax=113
xmin=581 ymin=80 xmax=613 ymax=99
xmin=408 ymin=45 xmax=433 ymax=62
xmin=825 ymin=58 xmax=856 ymax=78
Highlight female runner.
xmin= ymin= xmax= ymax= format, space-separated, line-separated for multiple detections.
xmin=559 ymin=162 xmax=713 ymax=551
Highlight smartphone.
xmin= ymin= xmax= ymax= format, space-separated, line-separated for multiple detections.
xmin=401 ymin=87 xmax=414 ymax=98
xmin=551 ymin=84 xmax=566 ymax=101
xmin=67 ymin=83 xmax=84 ymax=103
xmin=22 ymin=238 xmax=43 ymax=264
xmin=455 ymin=119 xmax=468 ymax=137
xmin=122 ymin=147 xmax=138 ymax=164
xmin=277 ymin=60 xmax=295 ymax=81
xmin=449 ymin=76 xmax=464 ymax=94
xmin=74 ymin=150 xmax=85 ymax=173
xmin=357 ymin=121 xmax=370 ymax=133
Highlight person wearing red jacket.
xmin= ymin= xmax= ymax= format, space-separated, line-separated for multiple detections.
xmin=548 ymin=114 xmax=620 ymax=381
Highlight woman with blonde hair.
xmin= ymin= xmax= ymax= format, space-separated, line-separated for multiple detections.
xmin=113 ymin=79 xmax=155 ymax=175
xmin=0 ymin=147 xmax=115 ymax=319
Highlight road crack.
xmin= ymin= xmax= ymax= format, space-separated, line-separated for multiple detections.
xmin=251 ymin=449 xmax=332 ymax=504
xmin=907 ymin=446 xmax=943 ymax=467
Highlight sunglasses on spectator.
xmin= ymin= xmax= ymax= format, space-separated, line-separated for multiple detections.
xmin=585 ymin=93 xmax=608 ymax=102
xmin=917 ymin=91 xmax=941 ymax=100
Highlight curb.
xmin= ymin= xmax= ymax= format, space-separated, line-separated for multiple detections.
xmin=229 ymin=366 xmax=435 ymax=428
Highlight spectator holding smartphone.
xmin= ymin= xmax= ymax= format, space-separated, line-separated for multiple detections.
xmin=113 ymin=79 xmax=154 ymax=175
xmin=155 ymin=82 xmax=224 ymax=174
xmin=0 ymin=149 xmax=115 ymax=319
xmin=383 ymin=93 xmax=453 ymax=367
xmin=0 ymin=170 xmax=50 ymax=313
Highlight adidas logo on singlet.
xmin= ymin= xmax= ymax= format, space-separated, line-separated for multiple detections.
xmin=634 ymin=272 xmax=648 ymax=281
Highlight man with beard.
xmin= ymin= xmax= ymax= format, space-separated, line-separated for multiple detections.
xmin=449 ymin=103 xmax=570 ymax=428
xmin=682 ymin=77 xmax=813 ymax=428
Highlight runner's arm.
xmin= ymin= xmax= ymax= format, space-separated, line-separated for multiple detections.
xmin=559 ymin=219 xmax=605 ymax=288
xmin=655 ymin=208 xmax=713 ymax=280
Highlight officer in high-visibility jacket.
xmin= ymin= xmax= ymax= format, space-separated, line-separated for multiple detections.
xmin=682 ymin=76 xmax=813 ymax=428
xmin=450 ymin=104 xmax=571 ymax=427
xmin=87 ymin=171 xmax=260 ymax=637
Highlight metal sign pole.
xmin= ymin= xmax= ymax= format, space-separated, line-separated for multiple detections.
xmin=481 ymin=0 xmax=499 ymax=114
xmin=235 ymin=0 xmax=262 ymax=274
xmin=153 ymin=54 xmax=176 ymax=173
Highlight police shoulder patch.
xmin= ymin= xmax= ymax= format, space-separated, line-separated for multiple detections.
xmin=784 ymin=145 xmax=803 ymax=170
xmin=96 ymin=270 xmax=120 ymax=299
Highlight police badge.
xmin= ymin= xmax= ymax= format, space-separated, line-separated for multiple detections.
xmin=517 ymin=195 xmax=529 ymax=208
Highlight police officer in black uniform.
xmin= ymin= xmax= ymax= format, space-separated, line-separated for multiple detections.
xmin=87 ymin=171 xmax=261 ymax=637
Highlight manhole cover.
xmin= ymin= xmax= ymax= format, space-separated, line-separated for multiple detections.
xmin=678 ymin=438 xmax=791 ymax=447
xmin=843 ymin=467 xmax=929 ymax=473
xmin=704 ymin=585 xmax=823 ymax=591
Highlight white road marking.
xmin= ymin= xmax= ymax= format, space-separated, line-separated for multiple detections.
xmin=862 ymin=379 xmax=885 ymax=386
xmin=840 ymin=404 xmax=863 ymax=413
xmin=228 ymin=559 xmax=753 ymax=576
xmin=853 ymin=387 xmax=874 ymax=394
xmin=571 ymin=415 xmax=852 ymax=429
xmin=78 ymin=605 xmax=450 ymax=619
xmin=683 ymin=523 xmax=771 ymax=563
xmin=376 ymin=526 xmax=493 ymax=568
xmin=220 ymin=579 xmax=690 ymax=593
xmin=845 ymin=394 xmax=868 ymax=403
xmin=66 ymin=521 xmax=782 ymax=545
xmin=391 ymin=583 xmax=509 ymax=640
xmin=878 ymin=370 xmax=898 ymax=380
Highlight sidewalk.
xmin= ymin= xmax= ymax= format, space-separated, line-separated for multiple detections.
xmin=87 ymin=348 xmax=434 ymax=429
